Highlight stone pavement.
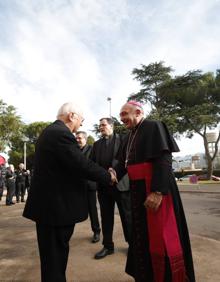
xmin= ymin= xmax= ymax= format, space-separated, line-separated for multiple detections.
xmin=178 ymin=182 xmax=220 ymax=193
xmin=0 ymin=187 xmax=220 ymax=282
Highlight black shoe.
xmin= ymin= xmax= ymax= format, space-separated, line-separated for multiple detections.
xmin=94 ymin=247 xmax=114 ymax=259
xmin=10 ymin=202 xmax=15 ymax=205
xmin=92 ymin=233 xmax=100 ymax=243
xmin=21 ymin=199 xmax=25 ymax=202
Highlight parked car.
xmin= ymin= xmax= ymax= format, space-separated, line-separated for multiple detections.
xmin=197 ymin=174 xmax=220 ymax=181
xmin=178 ymin=175 xmax=194 ymax=182
xmin=212 ymin=175 xmax=220 ymax=181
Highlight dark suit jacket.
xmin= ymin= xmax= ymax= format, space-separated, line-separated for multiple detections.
xmin=23 ymin=120 xmax=111 ymax=226
xmin=91 ymin=133 xmax=129 ymax=192
xmin=81 ymin=144 xmax=97 ymax=191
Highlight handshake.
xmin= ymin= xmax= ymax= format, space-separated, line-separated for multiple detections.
xmin=108 ymin=168 xmax=118 ymax=185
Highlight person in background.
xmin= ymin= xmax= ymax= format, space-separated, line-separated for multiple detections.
xmin=15 ymin=163 xmax=27 ymax=202
xmin=0 ymin=164 xmax=6 ymax=201
xmin=25 ymin=170 xmax=31 ymax=193
xmin=23 ymin=102 xmax=117 ymax=282
xmin=91 ymin=117 xmax=132 ymax=260
xmin=113 ymin=100 xmax=195 ymax=282
xmin=76 ymin=131 xmax=101 ymax=243
xmin=5 ymin=164 xmax=16 ymax=206
xmin=0 ymin=165 xmax=4 ymax=201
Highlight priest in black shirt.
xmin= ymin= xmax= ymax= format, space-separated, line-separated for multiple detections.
xmin=91 ymin=117 xmax=132 ymax=259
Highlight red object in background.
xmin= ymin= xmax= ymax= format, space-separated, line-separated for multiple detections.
xmin=189 ymin=174 xmax=198 ymax=184
xmin=0 ymin=155 xmax=6 ymax=165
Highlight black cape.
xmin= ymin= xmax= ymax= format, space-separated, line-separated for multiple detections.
xmin=115 ymin=119 xmax=195 ymax=282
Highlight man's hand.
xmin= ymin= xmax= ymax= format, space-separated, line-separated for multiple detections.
xmin=144 ymin=192 xmax=162 ymax=212
xmin=108 ymin=168 xmax=118 ymax=185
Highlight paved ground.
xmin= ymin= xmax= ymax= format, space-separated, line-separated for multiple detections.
xmin=178 ymin=182 xmax=220 ymax=193
xmin=0 ymin=185 xmax=220 ymax=282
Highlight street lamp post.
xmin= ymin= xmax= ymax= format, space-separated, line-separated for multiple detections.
xmin=22 ymin=137 xmax=29 ymax=169
xmin=107 ymin=97 xmax=112 ymax=117
xmin=24 ymin=142 xmax=27 ymax=169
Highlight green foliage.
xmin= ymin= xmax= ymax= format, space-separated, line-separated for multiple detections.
xmin=0 ymin=99 xmax=23 ymax=151
xmin=111 ymin=117 xmax=128 ymax=135
xmin=130 ymin=62 xmax=220 ymax=179
xmin=129 ymin=61 xmax=173 ymax=106
xmin=87 ymin=135 xmax=95 ymax=145
xmin=24 ymin=121 xmax=51 ymax=144
xmin=159 ymin=70 xmax=220 ymax=135
xmin=8 ymin=121 xmax=50 ymax=168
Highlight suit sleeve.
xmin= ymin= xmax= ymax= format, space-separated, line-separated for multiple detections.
xmin=113 ymin=135 xmax=127 ymax=181
xmin=55 ymin=131 xmax=111 ymax=186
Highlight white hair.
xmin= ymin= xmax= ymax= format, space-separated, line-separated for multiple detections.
xmin=9 ymin=164 xmax=14 ymax=172
xmin=56 ymin=102 xmax=84 ymax=119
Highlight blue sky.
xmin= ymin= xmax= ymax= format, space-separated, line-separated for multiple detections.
xmin=0 ymin=0 xmax=220 ymax=156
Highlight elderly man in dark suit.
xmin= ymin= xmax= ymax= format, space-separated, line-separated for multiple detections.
xmin=23 ymin=102 xmax=116 ymax=282
xmin=76 ymin=131 xmax=101 ymax=243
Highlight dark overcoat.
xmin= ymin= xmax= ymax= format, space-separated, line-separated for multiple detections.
xmin=23 ymin=120 xmax=111 ymax=226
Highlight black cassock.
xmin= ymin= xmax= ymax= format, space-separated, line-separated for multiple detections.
xmin=115 ymin=119 xmax=195 ymax=282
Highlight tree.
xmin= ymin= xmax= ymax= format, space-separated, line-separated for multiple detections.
xmin=130 ymin=63 xmax=220 ymax=179
xmin=129 ymin=61 xmax=179 ymax=134
xmin=159 ymin=70 xmax=220 ymax=179
xmin=8 ymin=121 xmax=50 ymax=168
xmin=0 ymin=99 xmax=23 ymax=151
xmin=87 ymin=135 xmax=95 ymax=145
xmin=129 ymin=61 xmax=173 ymax=116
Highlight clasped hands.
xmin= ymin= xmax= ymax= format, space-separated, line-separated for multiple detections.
xmin=144 ymin=192 xmax=163 ymax=212
xmin=108 ymin=168 xmax=118 ymax=185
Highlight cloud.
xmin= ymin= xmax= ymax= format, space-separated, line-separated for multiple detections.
xmin=0 ymin=0 xmax=219 ymax=153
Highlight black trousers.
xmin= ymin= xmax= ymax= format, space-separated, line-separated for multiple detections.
xmin=0 ymin=186 xmax=3 ymax=199
xmin=16 ymin=182 xmax=26 ymax=201
xmin=6 ymin=180 xmax=15 ymax=204
xmin=36 ymin=223 xmax=75 ymax=282
xmin=98 ymin=187 xmax=132 ymax=250
xmin=88 ymin=190 xmax=100 ymax=234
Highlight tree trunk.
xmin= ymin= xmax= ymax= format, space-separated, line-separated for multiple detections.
xmin=206 ymin=157 xmax=213 ymax=180
xmin=203 ymin=136 xmax=213 ymax=180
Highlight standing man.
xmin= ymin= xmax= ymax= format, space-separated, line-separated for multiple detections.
xmin=15 ymin=163 xmax=27 ymax=202
xmin=114 ymin=101 xmax=195 ymax=282
xmin=0 ymin=164 xmax=6 ymax=201
xmin=76 ymin=131 xmax=101 ymax=243
xmin=5 ymin=164 xmax=16 ymax=205
xmin=91 ymin=117 xmax=132 ymax=259
xmin=23 ymin=102 xmax=116 ymax=282
xmin=0 ymin=165 xmax=4 ymax=201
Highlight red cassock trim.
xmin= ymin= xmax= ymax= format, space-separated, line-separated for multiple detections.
xmin=127 ymin=162 xmax=186 ymax=282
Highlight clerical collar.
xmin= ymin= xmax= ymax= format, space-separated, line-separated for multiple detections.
xmin=103 ymin=134 xmax=113 ymax=140
xmin=80 ymin=145 xmax=86 ymax=151
xmin=132 ymin=118 xmax=144 ymax=132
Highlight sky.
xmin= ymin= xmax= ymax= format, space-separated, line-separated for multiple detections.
xmin=0 ymin=0 xmax=220 ymax=157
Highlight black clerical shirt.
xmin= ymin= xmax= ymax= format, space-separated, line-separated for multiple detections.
xmin=98 ymin=134 xmax=114 ymax=169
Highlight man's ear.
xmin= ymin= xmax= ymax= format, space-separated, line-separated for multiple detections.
xmin=135 ymin=109 xmax=141 ymax=116
xmin=68 ymin=112 xmax=74 ymax=122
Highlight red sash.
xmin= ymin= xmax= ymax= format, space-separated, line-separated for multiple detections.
xmin=127 ymin=162 xmax=186 ymax=282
